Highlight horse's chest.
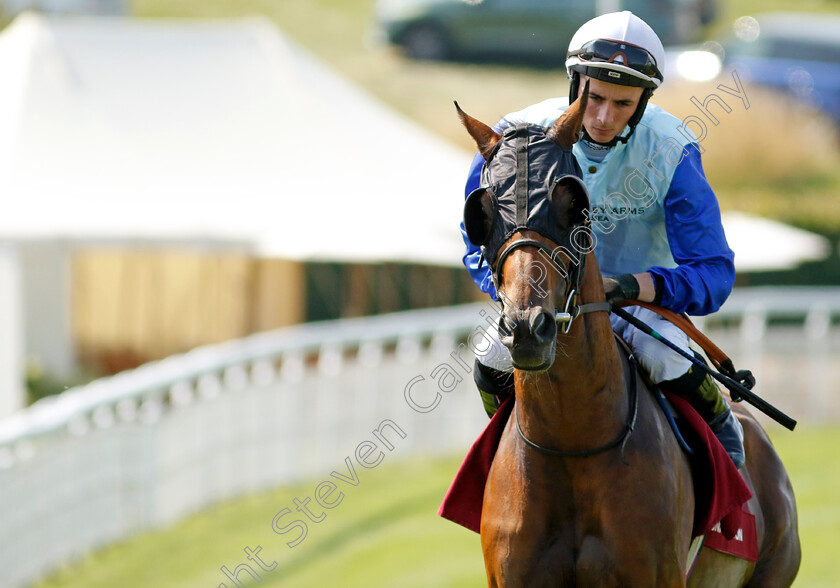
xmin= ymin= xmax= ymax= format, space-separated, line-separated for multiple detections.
xmin=482 ymin=460 xmax=681 ymax=586
xmin=489 ymin=530 xmax=627 ymax=587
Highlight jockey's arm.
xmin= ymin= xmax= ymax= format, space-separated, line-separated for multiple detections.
xmin=647 ymin=146 xmax=735 ymax=316
xmin=462 ymin=151 xmax=497 ymax=300
xmin=633 ymin=272 xmax=657 ymax=303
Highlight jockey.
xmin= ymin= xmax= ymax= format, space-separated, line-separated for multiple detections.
xmin=461 ymin=11 xmax=745 ymax=468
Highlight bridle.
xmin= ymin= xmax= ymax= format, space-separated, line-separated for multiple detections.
xmin=462 ymin=121 xmax=636 ymax=462
xmin=492 ymin=233 xmax=609 ymax=335
xmin=493 ymin=232 xmax=636 ymax=462
xmin=464 ymin=123 xmax=602 ymax=335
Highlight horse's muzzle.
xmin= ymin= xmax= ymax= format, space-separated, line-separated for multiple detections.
xmin=499 ymin=306 xmax=557 ymax=370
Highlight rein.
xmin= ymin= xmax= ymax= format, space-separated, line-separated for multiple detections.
xmin=494 ymin=237 xmax=638 ymax=461
xmin=474 ymin=123 xmax=638 ymax=462
xmin=514 ymin=347 xmax=639 ymax=464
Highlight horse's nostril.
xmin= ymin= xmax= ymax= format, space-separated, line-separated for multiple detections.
xmin=498 ymin=314 xmax=513 ymax=338
xmin=530 ymin=309 xmax=557 ymax=342
xmin=499 ymin=308 xmax=556 ymax=352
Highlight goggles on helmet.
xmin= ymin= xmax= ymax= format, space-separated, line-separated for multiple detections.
xmin=569 ymin=39 xmax=662 ymax=81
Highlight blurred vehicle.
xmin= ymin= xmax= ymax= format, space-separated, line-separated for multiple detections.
xmin=665 ymin=13 xmax=840 ymax=126
xmin=373 ymin=0 xmax=717 ymax=63
xmin=724 ymin=13 xmax=840 ymax=126
xmin=0 ymin=0 xmax=127 ymax=17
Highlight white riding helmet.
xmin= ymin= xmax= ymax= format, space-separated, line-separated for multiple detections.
xmin=565 ymin=11 xmax=665 ymax=144
xmin=566 ymin=11 xmax=665 ymax=89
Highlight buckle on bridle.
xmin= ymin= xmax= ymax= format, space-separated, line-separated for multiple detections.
xmin=554 ymin=289 xmax=578 ymax=334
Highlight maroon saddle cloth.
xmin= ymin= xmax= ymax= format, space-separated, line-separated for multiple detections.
xmin=438 ymin=392 xmax=757 ymax=560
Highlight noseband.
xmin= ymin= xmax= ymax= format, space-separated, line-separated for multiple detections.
xmin=493 ymin=235 xmax=609 ymax=334
xmin=464 ymin=123 xmax=630 ymax=460
xmin=495 ymin=234 xmax=635 ymax=461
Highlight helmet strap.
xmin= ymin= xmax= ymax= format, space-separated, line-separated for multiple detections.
xmin=568 ymin=71 xmax=581 ymax=105
xmin=617 ymin=87 xmax=653 ymax=144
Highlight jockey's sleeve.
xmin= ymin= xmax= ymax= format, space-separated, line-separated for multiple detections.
xmin=462 ymin=150 xmax=498 ymax=300
xmin=648 ymin=146 xmax=735 ymax=316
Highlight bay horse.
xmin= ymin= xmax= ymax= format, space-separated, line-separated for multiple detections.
xmin=456 ymin=90 xmax=800 ymax=586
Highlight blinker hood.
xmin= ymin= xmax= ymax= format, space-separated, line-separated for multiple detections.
xmin=464 ymin=123 xmax=589 ymax=266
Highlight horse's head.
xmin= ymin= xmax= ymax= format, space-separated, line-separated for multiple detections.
xmin=458 ymin=88 xmax=591 ymax=371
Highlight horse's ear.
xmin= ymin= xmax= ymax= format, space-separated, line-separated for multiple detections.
xmin=455 ymin=101 xmax=501 ymax=161
xmin=464 ymin=188 xmax=495 ymax=247
xmin=548 ymin=80 xmax=589 ymax=148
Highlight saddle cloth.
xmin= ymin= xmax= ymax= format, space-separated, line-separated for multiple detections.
xmin=438 ymin=392 xmax=757 ymax=561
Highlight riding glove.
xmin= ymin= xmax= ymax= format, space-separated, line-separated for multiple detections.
xmin=603 ymin=273 xmax=640 ymax=305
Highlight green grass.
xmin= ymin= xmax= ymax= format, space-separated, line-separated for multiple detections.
xmin=31 ymin=425 xmax=840 ymax=587
xmin=770 ymin=425 xmax=840 ymax=586
xmin=32 ymin=456 xmax=486 ymax=588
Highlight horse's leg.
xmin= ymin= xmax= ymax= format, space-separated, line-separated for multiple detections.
xmin=737 ymin=409 xmax=801 ymax=587
xmin=688 ymin=549 xmax=751 ymax=587
xmin=481 ymin=426 xmax=565 ymax=588
xmin=689 ymin=408 xmax=800 ymax=587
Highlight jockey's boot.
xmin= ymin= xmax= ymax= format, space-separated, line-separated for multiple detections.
xmin=474 ymin=359 xmax=515 ymax=418
xmin=661 ymin=357 xmax=745 ymax=469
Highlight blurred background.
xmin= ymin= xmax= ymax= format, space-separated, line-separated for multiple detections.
xmin=0 ymin=0 xmax=838 ymax=587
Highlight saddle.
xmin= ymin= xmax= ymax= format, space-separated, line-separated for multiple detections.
xmin=613 ymin=334 xmax=757 ymax=561
xmin=617 ymin=302 xmax=759 ymax=561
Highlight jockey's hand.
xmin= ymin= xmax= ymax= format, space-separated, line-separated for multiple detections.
xmin=603 ymin=274 xmax=640 ymax=305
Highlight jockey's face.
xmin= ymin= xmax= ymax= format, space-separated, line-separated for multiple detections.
xmin=578 ymin=77 xmax=644 ymax=144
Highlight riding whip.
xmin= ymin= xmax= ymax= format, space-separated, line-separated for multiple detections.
xmin=610 ymin=304 xmax=797 ymax=431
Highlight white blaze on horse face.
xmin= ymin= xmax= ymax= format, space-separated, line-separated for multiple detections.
xmin=579 ymin=77 xmax=643 ymax=144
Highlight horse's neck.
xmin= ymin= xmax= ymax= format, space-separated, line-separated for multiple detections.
xmin=515 ymin=252 xmax=626 ymax=443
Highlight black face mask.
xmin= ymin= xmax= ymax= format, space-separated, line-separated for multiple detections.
xmin=463 ymin=123 xmax=589 ymax=268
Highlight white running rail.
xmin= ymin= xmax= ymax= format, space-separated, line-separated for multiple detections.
xmin=2 ymin=287 xmax=840 ymax=587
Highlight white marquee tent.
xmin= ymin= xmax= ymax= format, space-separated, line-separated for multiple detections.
xmin=0 ymin=13 xmax=472 ymax=417
xmin=0 ymin=12 xmax=471 ymax=259
xmin=0 ymin=13 xmax=829 ymax=419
